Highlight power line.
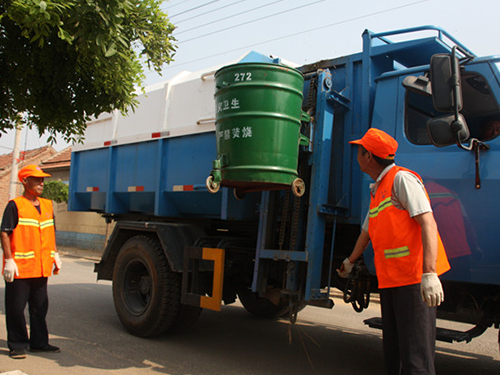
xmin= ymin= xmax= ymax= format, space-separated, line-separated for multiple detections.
xmin=165 ymin=0 xmax=428 ymax=69
xmin=164 ymin=0 xmax=198 ymax=12
xmin=178 ymin=0 xmax=325 ymax=44
xmin=170 ymin=0 xmax=223 ymax=19
xmin=175 ymin=0 xmax=249 ymax=25
xmin=175 ymin=0 xmax=285 ymax=35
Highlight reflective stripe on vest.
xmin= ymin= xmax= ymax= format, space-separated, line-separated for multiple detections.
xmin=369 ymin=197 xmax=393 ymax=219
xmin=384 ymin=246 xmax=410 ymax=259
xmin=14 ymin=251 xmax=35 ymax=259
xmin=18 ymin=218 xmax=40 ymax=227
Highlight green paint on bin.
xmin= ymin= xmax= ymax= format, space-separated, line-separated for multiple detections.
xmin=212 ymin=62 xmax=307 ymax=194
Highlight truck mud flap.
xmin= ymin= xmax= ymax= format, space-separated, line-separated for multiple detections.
xmin=364 ymin=317 xmax=489 ymax=343
xmin=181 ymin=246 xmax=225 ymax=311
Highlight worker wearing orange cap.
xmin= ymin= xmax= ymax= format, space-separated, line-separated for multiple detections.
xmin=339 ymin=128 xmax=450 ymax=375
xmin=1 ymin=164 xmax=62 ymax=359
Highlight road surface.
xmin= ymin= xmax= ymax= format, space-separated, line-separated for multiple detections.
xmin=0 ymin=253 xmax=498 ymax=374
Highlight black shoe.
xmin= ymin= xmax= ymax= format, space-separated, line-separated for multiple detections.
xmin=9 ymin=348 xmax=26 ymax=359
xmin=30 ymin=344 xmax=60 ymax=353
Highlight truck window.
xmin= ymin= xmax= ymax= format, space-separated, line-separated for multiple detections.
xmin=405 ymin=71 xmax=500 ymax=144
xmin=405 ymin=90 xmax=444 ymax=145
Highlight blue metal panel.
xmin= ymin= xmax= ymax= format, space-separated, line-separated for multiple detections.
xmin=72 ymin=148 xmax=110 ymax=192
xmin=163 ymin=133 xmax=215 ymax=191
xmin=304 ymin=70 xmax=335 ymax=301
xmin=113 ymin=141 xmax=160 ymax=192
xmin=162 ymin=132 xmax=222 ymax=217
xmin=68 ymin=148 xmax=110 ymax=212
xmin=69 ymin=131 xmax=260 ymax=221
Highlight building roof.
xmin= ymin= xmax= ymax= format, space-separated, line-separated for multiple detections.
xmin=40 ymin=146 xmax=72 ymax=171
xmin=0 ymin=145 xmax=55 ymax=176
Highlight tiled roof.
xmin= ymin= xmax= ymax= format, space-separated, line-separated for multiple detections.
xmin=41 ymin=147 xmax=72 ymax=171
xmin=0 ymin=145 xmax=55 ymax=172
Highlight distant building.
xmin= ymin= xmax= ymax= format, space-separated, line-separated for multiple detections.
xmin=40 ymin=146 xmax=72 ymax=182
xmin=0 ymin=145 xmax=57 ymax=211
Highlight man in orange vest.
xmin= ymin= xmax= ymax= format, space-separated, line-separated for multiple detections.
xmin=1 ymin=164 xmax=62 ymax=359
xmin=339 ymin=128 xmax=450 ymax=375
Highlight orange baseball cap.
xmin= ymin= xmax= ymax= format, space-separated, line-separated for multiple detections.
xmin=18 ymin=164 xmax=51 ymax=182
xmin=349 ymin=128 xmax=398 ymax=160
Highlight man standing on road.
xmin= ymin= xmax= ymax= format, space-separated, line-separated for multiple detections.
xmin=339 ymin=128 xmax=450 ymax=375
xmin=1 ymin=164 xmax=62 ymax=359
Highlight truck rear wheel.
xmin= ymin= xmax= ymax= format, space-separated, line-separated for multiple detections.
xmin=112 ymin=235 xmax=200 ymax=337
xmin=237 ymin=287 xmax=290 ymax=318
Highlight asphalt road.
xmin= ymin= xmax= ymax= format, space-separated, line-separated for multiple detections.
xmin=0 ymin=253 xmax=498 ymax=375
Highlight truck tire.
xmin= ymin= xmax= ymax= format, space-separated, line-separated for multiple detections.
xmin=237 ymin=287 xmax=290 ymax=318
xmin=168 ymin=303 xmax=202 ymax=333
xmin=112 ymin=235 xmax=182 ymax=337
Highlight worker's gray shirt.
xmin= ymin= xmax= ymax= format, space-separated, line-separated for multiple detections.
xmin=362 ymin=164 xmax=432 ymax=232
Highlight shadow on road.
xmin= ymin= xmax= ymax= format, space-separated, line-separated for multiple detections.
xmin=0 ymin=276 xmax=498 ymax=374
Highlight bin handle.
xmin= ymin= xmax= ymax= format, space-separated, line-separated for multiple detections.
xmin=299 ymin=133 xmax=310 ymax=146
xmin=215 ymin=81 xmax=231 ymax=89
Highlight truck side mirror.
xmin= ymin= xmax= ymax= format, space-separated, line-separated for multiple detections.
xmin=427 ymin=114 xmax=470 ymax=147
xmin=430 ymin=54 xmax=463 ymax=112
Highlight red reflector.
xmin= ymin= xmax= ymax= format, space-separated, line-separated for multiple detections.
xmin=104 ymin=140 xmax=117 ymax=146
xmin=151 ymin=132 xmax=161 ymax=138
xmin=173 ymin=185 xmax=195 ymax=192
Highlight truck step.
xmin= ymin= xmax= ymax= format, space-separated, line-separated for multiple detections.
xmin=363 ymin=317 xmax=487 ymax=343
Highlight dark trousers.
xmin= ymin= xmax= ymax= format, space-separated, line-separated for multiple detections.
xmin=380 ymin=284 xmax=437 ymax=375
xmin=5 ymin=277 xmax=49 ymax=350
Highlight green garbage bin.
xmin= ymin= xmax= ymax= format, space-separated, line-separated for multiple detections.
xmin=207 ymin=62 xmax=309 ymax=197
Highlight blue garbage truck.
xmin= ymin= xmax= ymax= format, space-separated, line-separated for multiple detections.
xmin=69 ymin=25 xmax=500 ymax=343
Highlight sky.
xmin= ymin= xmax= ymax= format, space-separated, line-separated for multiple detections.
xmin=1 ymin=0 xmax=499 ymax=154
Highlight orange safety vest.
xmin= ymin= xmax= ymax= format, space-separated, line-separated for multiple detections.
xmin=7 ymin=196 xmax=56 ymax=278
xmin=368 ymin=166 xmax=450 ymax=288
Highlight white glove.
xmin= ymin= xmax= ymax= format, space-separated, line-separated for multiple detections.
xmin=3 ymin=258 xmax=19 ymax=283
xmin=54 ymin=253 xmax=62 ymax=274
xmin=337 ymin=258 xmax=354 ymax=278
xmin=421 ymin=273 xmax=444 ymax=307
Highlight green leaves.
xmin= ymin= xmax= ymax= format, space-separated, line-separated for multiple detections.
xmin=0 ymin=0 xmax=176 ymax=143
xmin=41 ymin=180 xmax=69 ymax=203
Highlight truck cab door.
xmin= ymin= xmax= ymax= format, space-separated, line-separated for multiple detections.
xmin=397 ymin=58 xmax=500 ymax=286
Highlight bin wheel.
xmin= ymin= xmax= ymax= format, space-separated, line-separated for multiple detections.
xmin=206 ymin=175 xmax=220 ymax=193
xmin=291 ymin=178 xmax=305 ymax=197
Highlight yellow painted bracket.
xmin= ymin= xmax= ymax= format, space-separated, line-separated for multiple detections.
xmin=200 ymin=247 xmax=225 ymax=311
xmin=181 ymin=247 xmax=225 ymax=312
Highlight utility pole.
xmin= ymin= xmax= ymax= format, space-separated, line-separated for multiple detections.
xmin=9 ymin=114 xmax=23 ymax=200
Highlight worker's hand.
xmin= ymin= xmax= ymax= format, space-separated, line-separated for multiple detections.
xmin=54 ymin=253 xmax=62 ymax=274
xmin=421 ymin=273 xmax=444 ymax=307
xmin=337 ymin=258 xmax=354 ymax=278
xmin=3 ymin=258 xmax=19 ymax=283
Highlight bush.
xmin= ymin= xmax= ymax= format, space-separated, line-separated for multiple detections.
xmin=41 ymin=180 xmax=69 ymax=203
